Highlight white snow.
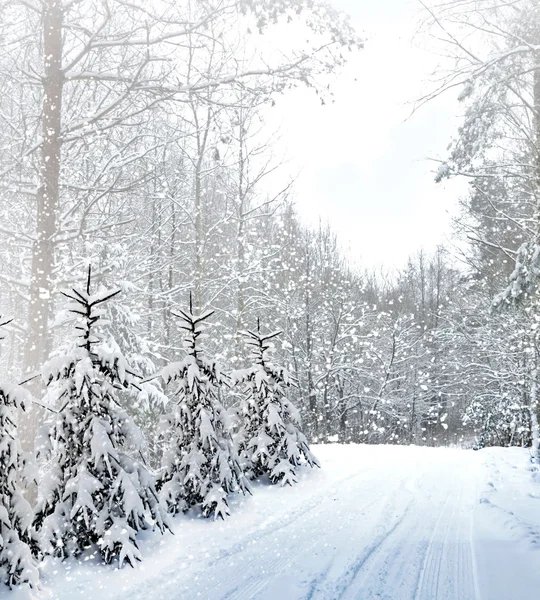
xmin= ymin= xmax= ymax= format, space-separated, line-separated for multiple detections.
xmin=14 ymin=444 xmax=540 ymax=599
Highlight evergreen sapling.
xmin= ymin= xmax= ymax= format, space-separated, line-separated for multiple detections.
xmin=34 ymin=268 xmax=169 ymax=567
xmin=0 ymin=318 xmax=39 ymax=588
xmin=159 ymin=297 xmax=249 ymax=519
xmin=232 ymin=322 xmax=320 ymax=485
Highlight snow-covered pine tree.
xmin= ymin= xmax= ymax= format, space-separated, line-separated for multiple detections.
xmin=34 ymin=267 xmax=169 ymax=567
xmin=232 ymin=321 xmax=320 ymax=485
xmin=0 ymin=318 xmax=39 ymax=589
xmin=159 ymin=296 xmax=249 ymax=519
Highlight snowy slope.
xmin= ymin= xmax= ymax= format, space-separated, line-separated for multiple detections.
xmin=10 ymin=444 xmax=540 ymax=600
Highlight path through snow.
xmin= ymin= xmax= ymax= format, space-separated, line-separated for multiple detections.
xmin=31 ymin=445 xmax=540 ymax=600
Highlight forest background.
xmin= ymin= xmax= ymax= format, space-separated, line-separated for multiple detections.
xmin=1 ymin=0 xmax=539 ymax=454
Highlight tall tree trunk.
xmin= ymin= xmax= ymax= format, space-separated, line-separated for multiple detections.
xmin=534 ymin=50 xmax=540 ymax=200
xmin=532 ymin=50 xmax=540 ymax=452
xmin=235 ymin=113 xmax=247 ymax=363
xmin=530 ymin=351 xmax=540 ymax=461
xmin=21 ymin=0 xmax=63 ymax=447
xmin=194 ymin=162 xmax=203 ymax=311
xmin=305 ymin=249 xmax=317 ymax=439
xmin=191 ymin=102 xmax=211 ymax=312
xmin=164 ymin=198 xmax=176 ymax=350
xmin=337 ymin=377 xmax=347 ymax=440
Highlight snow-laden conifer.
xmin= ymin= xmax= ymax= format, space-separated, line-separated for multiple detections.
xmin=159 ymin=297 xmax=249 ymax=519
xmin=0 ymin=318 xmax=39 ymax=589
xmin=34 ymin=268 xmax=169 ymax=567
xmin=232 ymin=322 xmax=320 ymax=485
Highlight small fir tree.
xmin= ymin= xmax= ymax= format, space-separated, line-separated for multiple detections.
xmin=34 ymin=268 xmax=169 ymax=567
xmin=159 ymin=296 xmax=249 ymax=519
xmin=232 ymin=321 xmax=320 ymax=485
xmin=0 ymin=318 xmax=39 ymax=589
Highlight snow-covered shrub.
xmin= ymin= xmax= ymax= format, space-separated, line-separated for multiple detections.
xmin=34 ymin=268 xmax=169 ymax=567
xmin=232 ymin=323 xmax=319 ymax=485
xmin=159 ymin=299 xmax=249 ymax=519
xmin=0 ymin=319 xmax=39 ymax=589
xmin=464 ymin=394 xmax=531 ymax=448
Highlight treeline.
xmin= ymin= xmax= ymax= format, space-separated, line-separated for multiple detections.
xmin=15 ymin=208 xmax=536 ymax=451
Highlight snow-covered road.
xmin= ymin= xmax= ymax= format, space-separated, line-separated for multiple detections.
xmin=34 ymin=445 xmax=540 ymax=600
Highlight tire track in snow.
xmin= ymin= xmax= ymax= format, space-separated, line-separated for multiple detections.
xmin=299 ymin=475 xmax=417 ymax=600
xmin=330 ymin=503 xmax=413 ymax=599
xmin=320 ymin=458 xmax=478 ymax=600
xmin=331 ymin=483 xmax=424 ymax=599
xmin=303 ymin=559 xmax=336 ymax=600
xmin=414 ymin=478 xmax=472 ymax=600
xmin=224 ymin=491 xmax=392 ymax=600
xmin=469 ymin=471 xmax=482 ymax=600
xmin=414 ymin=477 xmax=457 ymax=600
xmin=309 ymin=470 xmax=422 ymax=600
xmin=211 ymin=467 xmax=410 ymax=600
xmin=209 ymin=466 xmax=366 ymax=568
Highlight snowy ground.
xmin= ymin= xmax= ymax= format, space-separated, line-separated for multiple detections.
xmin=9 ymin=444 xmax=540 ymax=599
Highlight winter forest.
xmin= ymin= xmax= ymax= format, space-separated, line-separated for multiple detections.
xmin=2 ymin=0 xmax=540 ymax=597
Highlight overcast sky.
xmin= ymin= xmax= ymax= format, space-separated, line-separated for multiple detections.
xmin=272 ymin=0 xmax=467 ymax=270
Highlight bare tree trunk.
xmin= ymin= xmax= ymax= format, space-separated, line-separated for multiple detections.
xmin=235 ymin=113 xmax=247 ymax=361
xmin=322 ymin=309 xmax=342 ymax=440
xmin=26 ymin=0 xmax=63 ymax=371
xmin=530 ymin=353 xmax=540 ymax=461
xmin=337 ymin=377 xmax=347 ymax=441
xmin=194 ymin=162 xmax=203 ymax=311
xmin=305 ymin=249 xmax=317 ymax=439
xmin=531 ymin=51 xmax=540 ymax=455
xmin=148 ymin=170 xmax=160 ymax=337
xmin=190 ymin=101 xmax=212 ymax=312
xmin=534 ymin=50 xmax=540 ymax=201
xmin=21 ymin=0 xmax=63 ymax=447
xmin=164 ymin=199 xmax=176 ymax=349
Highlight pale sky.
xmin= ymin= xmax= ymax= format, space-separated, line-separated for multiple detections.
xmin=273 ymin=0 xmax=467 ymax=270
